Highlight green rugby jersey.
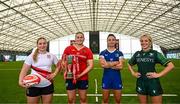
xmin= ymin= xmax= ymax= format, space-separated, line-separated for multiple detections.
xmin=128 ymin=49 xmax=170 ymax=78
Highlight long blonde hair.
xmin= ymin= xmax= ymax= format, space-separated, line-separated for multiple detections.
xmin=33 ymin=37 xmax=47 ymax=62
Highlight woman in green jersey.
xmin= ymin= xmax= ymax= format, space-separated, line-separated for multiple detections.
xmin=128 ymin=34 xmax=174 ymax=104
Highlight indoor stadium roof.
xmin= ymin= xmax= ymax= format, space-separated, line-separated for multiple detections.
xmin=0 ymin=0 xmax=180 ymax=52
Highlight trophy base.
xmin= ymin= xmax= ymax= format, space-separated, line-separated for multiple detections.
xmin=66 ymin=72 xmax=73 ymax=79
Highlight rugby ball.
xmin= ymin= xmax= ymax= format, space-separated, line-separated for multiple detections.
xmin=23 ymin=74 xmax=40 ymax=86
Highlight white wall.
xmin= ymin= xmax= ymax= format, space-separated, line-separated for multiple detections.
xmin=50 ymin=32 xmax=162 ymax=59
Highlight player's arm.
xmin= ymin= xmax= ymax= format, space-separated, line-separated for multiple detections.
xmin=128 ymin=64 xmax=141 ymax=78
xmin=112 ymin=58 xmax=124 ymax=70
xmin=146 ymin=62 xmax=174 ymax=78
xmin=47 ymin=62 xmax=61 ymax=80
xmin=48 ymin=55 xmax=61 ymax=80
xmin=18 ymin=63 xmax=31 ymax=88
xmin=147 ymin=52 xmax=174 ymax=78
xmin=158 ymin=62 xmax=174 ymax=77
xmin=99 ymin=57 xmax=110 ymax=68
xmin=76 ymin=59 xmax=94 ymax=79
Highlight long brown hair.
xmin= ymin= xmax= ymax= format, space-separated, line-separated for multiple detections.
xmin=33 ymin=37 xmax=47 ymax=62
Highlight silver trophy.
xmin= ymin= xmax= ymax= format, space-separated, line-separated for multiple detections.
xmin=66 ymin=55 xmax=73 ymax=79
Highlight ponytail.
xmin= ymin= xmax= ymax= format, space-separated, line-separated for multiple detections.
xmin=32 ymin=37 xmax=47 ymax=62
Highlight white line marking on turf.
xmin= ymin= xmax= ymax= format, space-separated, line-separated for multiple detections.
xmin=54 ymin=94 xmax=178 ymax=97
xmin=0 ymin=69 xmax=20 ymax=70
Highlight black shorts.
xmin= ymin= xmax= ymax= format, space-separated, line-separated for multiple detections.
xmin=26 ymin=84 xmax=54 ymax=97
xmin=65 ymin=79 xmax=88 ymax=90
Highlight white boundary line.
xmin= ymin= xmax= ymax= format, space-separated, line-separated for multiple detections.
xmin=0 ymin=69 xmax=20 ymax=70
xmin=94 ymin=79 xmax=98 ymax=102
xmin=54 ymin=94 xmax=178 ymax=97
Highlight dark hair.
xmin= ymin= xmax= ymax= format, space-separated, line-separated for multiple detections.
xmin=33 ymin=37 xmax=47 ymax=62
xmin=107 ymin=34 xmax=116 ymax=48
xmin=107 ymin=34 xmax=116 ymax=40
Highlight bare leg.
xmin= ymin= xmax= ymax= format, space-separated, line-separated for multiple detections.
xmin=151 ymin=95 xmax=162 ymax=104
xmin=102 ymin=89 xmax=110 ymax=104
xmin=78 ymin=89 xmax=87 ymax=104
xmin=138 ymin=94 xmax=148 ymax=104
xmin=27 ymin=96 xmax=39 ymax=104
xmin=67 ymin=90 xmax=76 ymax=104
xmin=41 ymin=94 xmax=53 ymax=104
xmin=113 ymin=90 xmax=122 ymax=104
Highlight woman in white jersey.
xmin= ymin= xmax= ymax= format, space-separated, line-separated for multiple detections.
xmin=19 ymin=37 xmax=59 ymax=104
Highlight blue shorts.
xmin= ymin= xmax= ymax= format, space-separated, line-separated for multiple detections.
xmin=65 ymin=79 xmax=88 ymax=90
xmin=26 ymin=84 xmax=54 ymax=97
xmin=102 ymin=76 xmax=122 ymax=90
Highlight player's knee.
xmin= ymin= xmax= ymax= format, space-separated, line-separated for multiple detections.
xmin=103 ymin=98 xmax=109 ymax=103
xmin=80 ymin=97 xmax=87 ymax=103
xmin=68 ymin=98 xmax=75 ymax=103
xmin=115 ymin=99 xmax=121 ymax=104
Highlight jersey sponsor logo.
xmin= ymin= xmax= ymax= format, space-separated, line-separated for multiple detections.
xmin=72 ymin=49 xmax=76 ymax=52
xmin=137 ymin=58 xmax=154 ymax=63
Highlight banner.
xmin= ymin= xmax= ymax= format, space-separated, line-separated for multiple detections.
xmin=89 ymin=31 xmax=99 ymax=54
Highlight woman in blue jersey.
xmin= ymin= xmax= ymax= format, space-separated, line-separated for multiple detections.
xmin=128 ymin=34 xmax=174 ymax=104
xmin=99 ymin=34 xmax=124 ymax=104
xmin=19 ymin=37 xmax=60 ymax=104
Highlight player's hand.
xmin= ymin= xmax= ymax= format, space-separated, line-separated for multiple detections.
xmin=146 ymin=72 xmax=159 ymax=79
xmin=47 ymin=73 xmax=56 ymax=80
xmin=19 ymin=80 xmax=28 ymax=88
xmin=75 ymin=74 xmax=81 ymax=79
xmin=132 ymin=72 xmax=141 ymax=78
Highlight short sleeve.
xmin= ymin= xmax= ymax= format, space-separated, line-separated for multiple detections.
xmin=119 ymin=51 xmax=124 ymax=59
xmin=52 ymin=54 xmax=58 ymax=65
xmin=24 ymin=54 xmax=33 ymax=66
xmin=87 ymin=48 xmax=93 ymax=60
xmin=156 ymin=52 xmax=170 ymax=66
xmin=128 ymin=52 xmax=138 ymax=66
xmin=99 ymin=50 xmax=105 ymax=59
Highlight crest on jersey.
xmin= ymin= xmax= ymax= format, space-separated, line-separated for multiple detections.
xmin=82 ymin=49 xmax=86 ymax=53
xmin=47 ymin=55 xmax=51 ymax=59
xmin=136 ymin=53 xmax=140 ymax=57
xmin=149 ymin=53 xmax=154 ymax=57
xmin=115 ymin=53 xmax=119 ymax=57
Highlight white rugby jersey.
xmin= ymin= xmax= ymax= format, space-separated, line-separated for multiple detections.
xmin=24 ymin=52 xmax=58 ymax=87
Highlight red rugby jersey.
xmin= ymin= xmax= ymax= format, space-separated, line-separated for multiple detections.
xmin=62 ymin=45 xmax=93 ymax=80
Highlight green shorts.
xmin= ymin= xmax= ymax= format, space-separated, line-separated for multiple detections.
xmin=136 ymin=77 xmax=163 ymax=96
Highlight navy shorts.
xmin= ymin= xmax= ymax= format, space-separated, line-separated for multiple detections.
xmin=102 ymin=76 xmax=123 ymax=90
xmin=65 ymin=79 xmax=88 ymax=90
xmin=26 ymin=84 xmax=54 ymax=97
